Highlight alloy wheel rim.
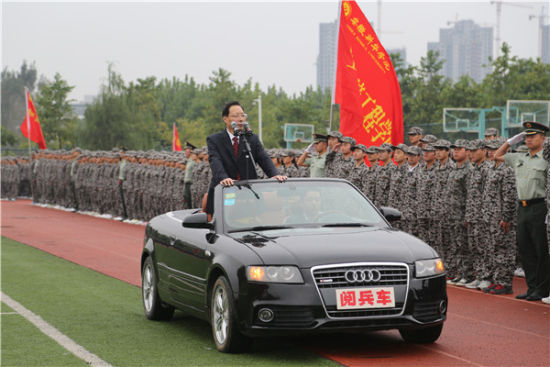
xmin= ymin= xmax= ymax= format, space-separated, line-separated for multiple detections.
xmin=213 ymin=286 xmax=229 ymax=345
xmin=143 ymin=265 xmax=153 ymax=311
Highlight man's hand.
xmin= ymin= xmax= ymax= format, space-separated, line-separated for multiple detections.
xmin=305 ymin=142 xmax=315 ymax=154
xmin=333 ymin=142 xmax=341 ymax=152
xmin=499 ymin=220 xmax=511 ymax=233
xmin=507 ymin=132 xmax=525 ymax=146
xmin=271 ymin=175 xmax=288 ymax=182
xmin=220 ymin=178 xmax=235 ymax=186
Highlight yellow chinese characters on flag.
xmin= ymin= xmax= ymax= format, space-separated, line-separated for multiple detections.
xmin=334 ymin=1 xmax=403 ymax=146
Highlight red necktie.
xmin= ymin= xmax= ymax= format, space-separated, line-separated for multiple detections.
xmin=232 ymin=136 xmax=239 ymax=157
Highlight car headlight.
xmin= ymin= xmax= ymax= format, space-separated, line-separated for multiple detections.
xmin=247 ymin=266 xmax=303 ymax=283
xmin=415 ymin=258 xmax=445 ymax=278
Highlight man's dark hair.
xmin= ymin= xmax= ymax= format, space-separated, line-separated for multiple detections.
xmin=222 ymin=101 xmax=243 ymax=117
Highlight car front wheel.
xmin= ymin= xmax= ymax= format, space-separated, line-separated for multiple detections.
xmin=142 ymin=256 xmax=174 ymax=321
xmin=399 ymin=324 xmax=443 ymax=344
xmin=210 ymin=276 xmax=250 ymax=353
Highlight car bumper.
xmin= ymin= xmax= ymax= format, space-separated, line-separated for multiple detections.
xmin=236 ymin=273 xmax=447 ymax=337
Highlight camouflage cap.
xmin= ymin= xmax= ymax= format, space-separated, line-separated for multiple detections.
xmin=392 ymin=143 xmax=409 ymax=152
xmin=192 ymin=148 xmax=201 ymax=155
xmin=450 ymin=139 xmax=468 ymax=149
xmin=406 ymin=145 xmax=422 ymax=155
xmin=466 ymin=139 xmax=486 ymax=150
xmin=422 ymin=144 xmax=436 ymax=152
xmin=377 ymin=143 xmax=393 ymax=152
xmin=485 ymin=140 xmax=500 ymax=150
xmin=434 ymin=139 xmax=451 ymax=149
xmin=420 ymin=134 xmax=438 ymax=143
xmin=515 ymin=145 xmax=529 ymax=153
xmin=341 ymin=136 xmax=357 ymax=146
xmin=327 ymin=131 xmax=343 ymax=140
xmin=408 ymin=126 xmax=423 ymax=135
xmin=484 ymin=127 xmax=499 ymax=137
xmin=352 ymin=144 xmax=368 ymax=153
xmin=523 ymin=121 xmax=549 ymax=135
xmin=366 ymin=146 xmax=379 ymax=154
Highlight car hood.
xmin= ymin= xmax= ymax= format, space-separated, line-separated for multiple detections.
xmin=230 ymin=227 xmax=437 ymax=268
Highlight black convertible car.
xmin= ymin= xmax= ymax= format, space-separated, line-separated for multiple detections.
xmin=141 ymin=179 xmax=447 ymax=352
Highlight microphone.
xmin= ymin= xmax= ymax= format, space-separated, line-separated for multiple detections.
xmin=231 ymin=121 xmax=242 ymax=136
xmin=242 ymin=122 xmax=253 ymax=136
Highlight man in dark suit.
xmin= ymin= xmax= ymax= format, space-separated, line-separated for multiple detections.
xmin=205 ymin=101 xmax=286 ymax=215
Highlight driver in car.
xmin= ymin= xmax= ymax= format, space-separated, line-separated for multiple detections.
xmin=285 ymin=190 xmax=322 ymax=224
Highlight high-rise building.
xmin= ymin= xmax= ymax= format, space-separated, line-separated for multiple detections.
xmin=428 ymin=20 xmax=493 ymax=83
xmin=317 ymin=20 xmax=338 ymax=91
xmin=542 ymin=24 xmax=550 ymax=64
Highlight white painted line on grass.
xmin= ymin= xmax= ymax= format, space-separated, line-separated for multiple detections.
xmin=1 ymin=312 xmax=19 ymax=315
xmin=1 ymin=292 xmax=113 ymax=367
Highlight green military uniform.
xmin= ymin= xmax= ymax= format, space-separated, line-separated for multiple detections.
xmin=504 ymin=121 xmax=549 ymax=300
xmin=306 ymin=152 xmax=328 ymax=178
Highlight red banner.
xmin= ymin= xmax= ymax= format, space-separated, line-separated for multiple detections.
xmin=172 ymin=123 xmax=182 ymax=151
xmin=334 ymin=1 xmax=403 ymax=146
xmin=20 ymin=90 xmax=47 ymax=149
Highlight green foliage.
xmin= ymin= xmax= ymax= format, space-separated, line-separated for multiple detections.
xmin=5 ymin=44 xmax=548 ymax=151
xmin=35 ymin=73 xmax=78 ymax=149
xmin=1 ymin=61 xmax=38 ymax=132
xmin=1 ymin=125 xmax=18 ymax=146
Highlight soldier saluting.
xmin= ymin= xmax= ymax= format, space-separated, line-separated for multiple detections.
xmin=495 ymin=121 xmax=549 ymax=302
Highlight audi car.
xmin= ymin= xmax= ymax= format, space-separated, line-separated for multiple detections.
xmin=140 ymin=178 xmax=447 ymax=353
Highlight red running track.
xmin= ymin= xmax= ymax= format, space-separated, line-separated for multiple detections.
xmin=2 ymin=199 xmax=549 ymax=367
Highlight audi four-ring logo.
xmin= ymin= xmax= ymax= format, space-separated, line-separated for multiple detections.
xmin=345 ymin=269 xmax=382 ymax=283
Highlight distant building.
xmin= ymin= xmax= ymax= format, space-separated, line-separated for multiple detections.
xmin=428 ymin=20 xmax=493 ymax=83
xmin=317 ymin=20 xmax=338 ymax=91
xmin=543 ymin=24 xmax=550 ymax=64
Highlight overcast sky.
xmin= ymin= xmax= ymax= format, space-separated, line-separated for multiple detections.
xmin=2 ymin=1 xmax=547 ymax=101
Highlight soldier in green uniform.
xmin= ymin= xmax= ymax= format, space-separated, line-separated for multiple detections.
xmin=495 ymin=121 xmax=549 ymax=301
xmin=297 ymin=134 xmax=329 ymax=178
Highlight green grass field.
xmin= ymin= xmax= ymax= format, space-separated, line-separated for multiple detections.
xmin=1 ymin=237 xmax=337 ymax=366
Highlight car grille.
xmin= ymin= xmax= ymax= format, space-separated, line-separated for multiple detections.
xmin=313 ymin=264 xmax=408 ymax=289
xmin=413 ymin=301 xmax=442 ymax=322
xmin=311 ymin=263 xmax=409 ymax=319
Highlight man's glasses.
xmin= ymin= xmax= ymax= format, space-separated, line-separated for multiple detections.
xmin=228 ymin=113 xmax=248 ymax=119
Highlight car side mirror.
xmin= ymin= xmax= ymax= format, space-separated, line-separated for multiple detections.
xmin=379 ymin=206 xmax=402 ymax=222
xmin=182 ymin=212 xmax=213 ymax=229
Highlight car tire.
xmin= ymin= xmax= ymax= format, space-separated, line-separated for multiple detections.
xmin=142 ymin=256 xmax=174 ymax=321
xmin=210 ymin=276 xmax=250 ymax=353
xmin=399 ymin=324 xmax=443 ymax=344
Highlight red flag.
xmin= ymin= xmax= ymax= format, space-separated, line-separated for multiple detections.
xmin=20 ymin=89 xmax=47 ymax=149
xmin=172 ymin=122 xmax=182 ymax=151
xmin=334 ymin=1 xmax=403 ymax=146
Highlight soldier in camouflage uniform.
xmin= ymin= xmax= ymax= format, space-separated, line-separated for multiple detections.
xmin=484 ymin=127 xmax=499 ymax=141
xmin=349 ymin=144 xmax=368 ymax=190
xmin=402 ymin=146 xmax=422 ymax=235
xmin=445 ymin=140 xmax=473 ymax=286
xmin=326 ymin=136 xmax=355 ymax=179
xmin=479 ymin=138 xmax=517 ymax=294
xmin=281 ymin=150 xmax=300 ymax=178
xmin=387 ymin=144 xmax=409 ymax=230
xmin=416 ymin=144 xmax=438 ymax=246
xmin=463 ymin=139 xmax=492 ymax=289
xmin=407 ymin=127 xmax=423 ymax=147
xmin=432 ymin=139 xmax=455 ymax=266
xmin=324 ymin=131 xmax=343 ymax=178
xmin=374 ymin=143 xmax=395 ymax=208
xmin=361 ymin=146 xmax=379 ymax=202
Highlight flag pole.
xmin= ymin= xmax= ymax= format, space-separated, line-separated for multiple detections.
xmin=329 ymin=1 xmax=342 ymax=133
xmin=24 ymin=87 xmax=32 ymax=159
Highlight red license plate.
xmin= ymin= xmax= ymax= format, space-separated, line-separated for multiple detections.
xmin=335 ymin=287 xmax=395 ymax=310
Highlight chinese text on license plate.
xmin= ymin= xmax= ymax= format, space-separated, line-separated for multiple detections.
xmin=336 ymin=287 xmax=395 ymax=309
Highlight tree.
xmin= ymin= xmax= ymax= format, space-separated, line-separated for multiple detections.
xmin=35 ymin=73 xmax=77 ymax=149
xmin=1 ymin=61 xmax=38 ymax=132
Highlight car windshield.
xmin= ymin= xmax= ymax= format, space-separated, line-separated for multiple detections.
xmin=222 ymin=180 xmax=387 ymax=233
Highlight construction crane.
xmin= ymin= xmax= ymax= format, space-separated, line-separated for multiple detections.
xmin=529 ymin=5 xmax=549 ymax=60
xmin=491 ymin=0 xmax=533 ymax=58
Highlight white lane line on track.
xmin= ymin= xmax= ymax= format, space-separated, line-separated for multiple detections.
xmin=416 ymin=345 xmax=487 ymax=367
xmin=452 ymin=312 xmax=550 ymax=339
xmin=1 ymin=292 xmax=113 ymax=367
xmin=449 ymin=284 xmax=550 ymax=308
